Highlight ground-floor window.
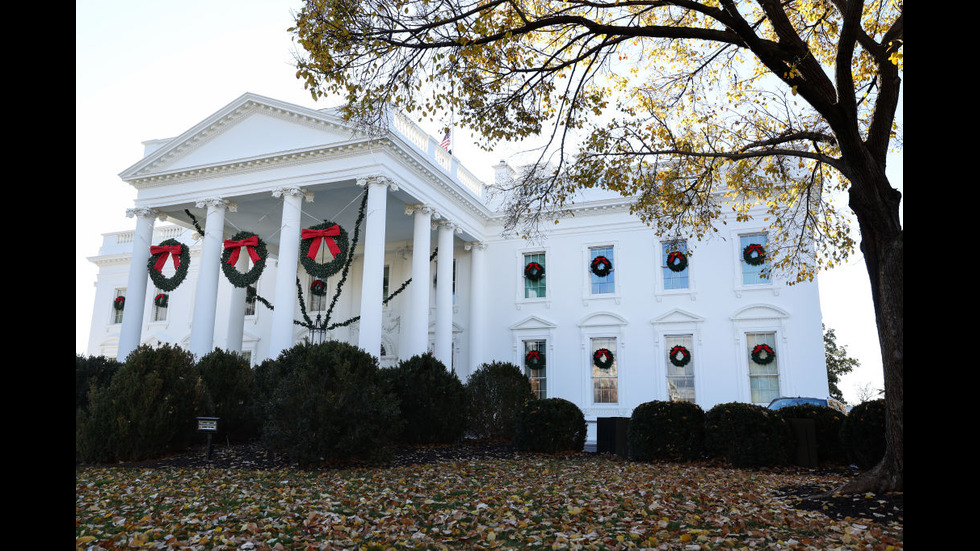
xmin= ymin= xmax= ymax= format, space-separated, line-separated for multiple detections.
xmin=665 ymin=335 xmax=695 ymax=403
xmin=523 ymin=340 xmax=547 ymax=399
xmin=747 ymin=332 xmax=780 ymax=403
xmin=591 ymin=337 xmax=618 ymax=403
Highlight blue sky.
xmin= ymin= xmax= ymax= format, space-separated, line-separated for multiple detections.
xmin=76 ymin=1 xmax=900 ymax=403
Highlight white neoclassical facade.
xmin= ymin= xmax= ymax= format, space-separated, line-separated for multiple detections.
xmin=86 ymin=93 xmax=830 ymax=435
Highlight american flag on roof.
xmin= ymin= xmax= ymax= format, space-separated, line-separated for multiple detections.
xmin=440 ymin=129 xmax=451 ymax=152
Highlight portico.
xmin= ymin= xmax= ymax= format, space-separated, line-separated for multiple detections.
xmin=113 ymin=93 xmax=491 ymax=375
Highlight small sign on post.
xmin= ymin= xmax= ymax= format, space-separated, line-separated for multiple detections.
xmin=196 ymin=417 xmax=219 ymax=461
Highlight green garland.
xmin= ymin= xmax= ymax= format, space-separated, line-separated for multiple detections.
xmin=148 ymin=239 xmax=191 ymax=292
xmin=221 ymin=231 xmax=268 ymax=288
xmin=300 ymin=221 xmax=350 ymax=279
xmin=750 ymin=343 xmax=776 ymax=365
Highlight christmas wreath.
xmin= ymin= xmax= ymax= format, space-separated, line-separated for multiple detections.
xmin=221 ymin=231 xmax=268 ymax=288
xmin=525 ymin=349 xmax=544 ymax=370
xmin=750 ymin=343 xmax=776 ymax=365
xmin=591 ymin=255 xmax=612 ymax=277
xmin=300 ymin=221 xmax=350 ymax=279
xmin=148 ymin=239 xmax=191 ymax=292
xmin=524 ymin=261 xmax=545 ymax=281
xmin=743 ymin=243 xmax=766 ymax=266
xmin=113 ymin=296 xmax=126 ymax=311
xmin=593 ymin=348 xmax=615 ymax=370
xmin=666 ymin=250 xmax=688 ymax=272
xmin=668 ymin=345 xmax=691 ymax=367
xmin=154 ymin=293 xmax=169 ymax=308
xmin=246 ymin=286 xmax=257 ymax=303
xmin=310 ymin=279 xmax=327 ymax=296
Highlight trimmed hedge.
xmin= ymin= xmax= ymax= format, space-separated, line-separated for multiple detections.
xmin=197 ymin=349 xmax=259 ymax=443
xmin=260 ymin=341 xmax=402 ymax=466
xmin=76 ymin=344 xmax=208 ymax=463
xmin=76 ymin=354 xmax=122 ymax=412
xmin=774 ymin=404 xmax=846 ymax=465
xmin=840 ymin=399 xmax=886 ymax=469
xmin=515 ymin=398 xmax=587 ymax=453
xmin=385 ymin=353 xmax=467 ymax=445
xmin=465 ymin=361 xmax=535 ymax=441
xmin=629 ymin=400 xmax=705 ymax=462
xmin=704 ymin=402 xmax=792 ymax=467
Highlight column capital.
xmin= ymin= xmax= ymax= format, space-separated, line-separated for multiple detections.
xmin=272 ymin=186 xmax=313 ymax=202
xmin=433 ymin=217 xmax=461 ymax=234
xmin=357 ymin=175 xmax=399 ymax=192
xmin=195 ymin=197 xmax=237 ymax=212
xmin=125 ymin=207 xmax=161 ymax=219
xmin=465 ymin=242 xmax=488 ymax=252
xmin=405 ymin=204 xmax=432 ymax=216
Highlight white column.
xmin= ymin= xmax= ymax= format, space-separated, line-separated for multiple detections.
xmin=269 ymin=187 xmax=307 ymax=359
xmin=466 ymin=242 xmax=487 ymax=378
xmin=117 ymin=207 xmax=158 ymax=361
xmin=357 ymin=176 xmax=396 ymax=357
xmin=190 ymin=198 xmax=233 ymax=358
xmin=434 ymin=218 xmax=456 ymax=368
xmin=225 ymin=250 xmax=249 ymax=352
xmin=405 ymin=204 xmax=432 ymax=358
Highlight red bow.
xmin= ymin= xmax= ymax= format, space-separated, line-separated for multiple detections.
xmin=526 ymin=350 xmax=542 ymax=361
xmin=150 ymin=244 xmax=182 ymax=272
xmin=745 ymin=244 xmax=764 ymax=257
xmin=667 ymin=251 xmax=684 ymax=263
xmin=302 ymin=225 xmax=342 ymax=259
xmin=224 ymin=235 xmax=261 ymax=266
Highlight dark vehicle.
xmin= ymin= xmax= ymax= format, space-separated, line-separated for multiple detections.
xmin=767 ymin=396 xmax=847 ymax=414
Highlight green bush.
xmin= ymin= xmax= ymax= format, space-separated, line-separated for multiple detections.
xmin=840 ymin=399 xmax=886 ymax=469
xmin=465 ymin=361 xmax=535 ymax=441
xmin=384 ymin=353 xmax=467 ymax=445
xmin=76 ymin=344 xmax=208 ymax=463
xmin=629 ymin=400 xmax=705 ymax=462
xmin=515 ymin=398 xmax=587 ymax=453
xmin=197 ymin=349 xmax=259 ymax=443
xmin=260 ymin=341 xmax=402 ymax=466
xmin=775 ymin=404 xmax=847 ymax=465
xmin=704 ymin=402 xmax=792 ymax=467
xmin=76 ymin=354 xmax=122 ymax=412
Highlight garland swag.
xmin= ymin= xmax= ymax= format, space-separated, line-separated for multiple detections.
xmin=148 ymin=239 xmax=190 ymax=292
xmin=750 ymin=343 xmax=776 ymax=365
xmin=668 ymin=345 xmax=691 ymax=367
xmin=743 ymin=243 xmax=766 ymax=266
xmin=593 ymin=348 xmax=614 ymax=370
xmin=591 ymin=255 xmax=612 ymax=277
xmin=221 ymin=231 xmax=268 ymax=288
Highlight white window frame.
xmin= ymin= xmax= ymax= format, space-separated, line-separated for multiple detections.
xmin=111 ymin=288 xmax=126 ymax=324
xmin=735 ymin=231 xmax=773 ymax=289
xmin=582 ymin=241 xmax=621 ymax=304
xmin=578 ymin=311 xmax=628 ymax=412
xmin=516 ymin=248 xmax=550 ymax=307
xmin=523 ymin=339 xmax=548 ymax=399
xmin=654 ymin=238 xmax=695 ymax=298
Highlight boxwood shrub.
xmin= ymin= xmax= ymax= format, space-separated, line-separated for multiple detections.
xmin=260 ymin=341 xmax=402 ymax=466
xmin=196 ymin=348 xmax=259 ymax=443
xmin=465 ymin=361 xmax=535 ymax=441
xmin=704 ymin=402 xmax=791 ymax=467
xmin=515 ymin=398 xmax=587 ymax=453
xmin=774 ymin=404 xmax=847 ymax=465
xmin=385 ymin=353 xmax=467 ymax=445
xmin=628 ymin=400 xmax=705 ymax=462
xmin=840 ymin=399 xmax=886 ymax=469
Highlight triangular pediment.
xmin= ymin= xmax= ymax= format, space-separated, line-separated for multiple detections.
xmin=509 ymin=315 xmax=558 ymax=331
xmin=651 ymin=308 xmax=705 ymax=326
xmin=120 ymin=93 xmax=368 ymax=180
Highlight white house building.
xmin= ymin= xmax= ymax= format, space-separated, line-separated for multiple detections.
xmin=86 ymin=93 xmax=830 ymax=437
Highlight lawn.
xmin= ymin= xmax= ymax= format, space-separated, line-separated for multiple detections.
xmin=76 ymin=449 xmax=901 ymax=550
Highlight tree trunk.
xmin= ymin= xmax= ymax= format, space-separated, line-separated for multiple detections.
xmin=838 ymin=152 xmax=903 ymax=494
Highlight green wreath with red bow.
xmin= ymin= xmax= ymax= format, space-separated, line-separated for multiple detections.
xmin=743 ymin=243 xmax=767 ymax=266
xmin=154 ymin=293 xmax=169 ymax=308
xmin=221 ymin=231 xmax=268 ymax=288
xmin=310 ymin=279 xmax=327 ymax=296
xmin=300 ymin=221 xmax=350 ymax=279
xmin=590 ymin=255 xmax=612 ymax=277
xmin=593 ymin=348 xmax=615 ymax=370
xmin=668 ymin=345 xmax=691 ymax=367
xmin=147 ymin=239 xmax=191 ymax=292
xmin=113 ymin=296 xmax=126 ymax=311
xmin=524 ymin=261 xmax=545 ymax=282
xmin=525 ymin=349 xmax=545 ymax=370
xmin=666 ymin=250 xmax=688 ymax=272
xmin=750 ymin=343 xmax=776 ymax=365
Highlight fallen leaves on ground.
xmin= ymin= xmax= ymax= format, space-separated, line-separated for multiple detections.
xmin=76 ymin=450 xmax=902 ymax=550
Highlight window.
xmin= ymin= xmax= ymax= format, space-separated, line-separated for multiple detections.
xmin=591 ymin=337 xmax=618 ymax=403
xmin=112 ymin=289 xmax=125 ymax=324
xmin=589 ymin=246 xmax=615 ymax=295
xmin=747 ymin=332 xmax=780 ymax=403
xmin=152 ymin=288 xmax=168 ymax=322
xmin=383 ymin=265 xmax=390 ymax=301
xmin=740 ymin=233 xmax=769 ymax=285
xmin=308 ymin=275 xmax=328 ymax=311
xmin=523 ymin=252 xmax=546 ymax=299
xmin=245 ymin=286 xmax=257 ymax=316
xmin=665 ymin=335 xmax=695 ymax=403
xmin=524 ymin=340 xmax=547 ymax=399
xmin=662 ymin=241 xmax=689 ymax=290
